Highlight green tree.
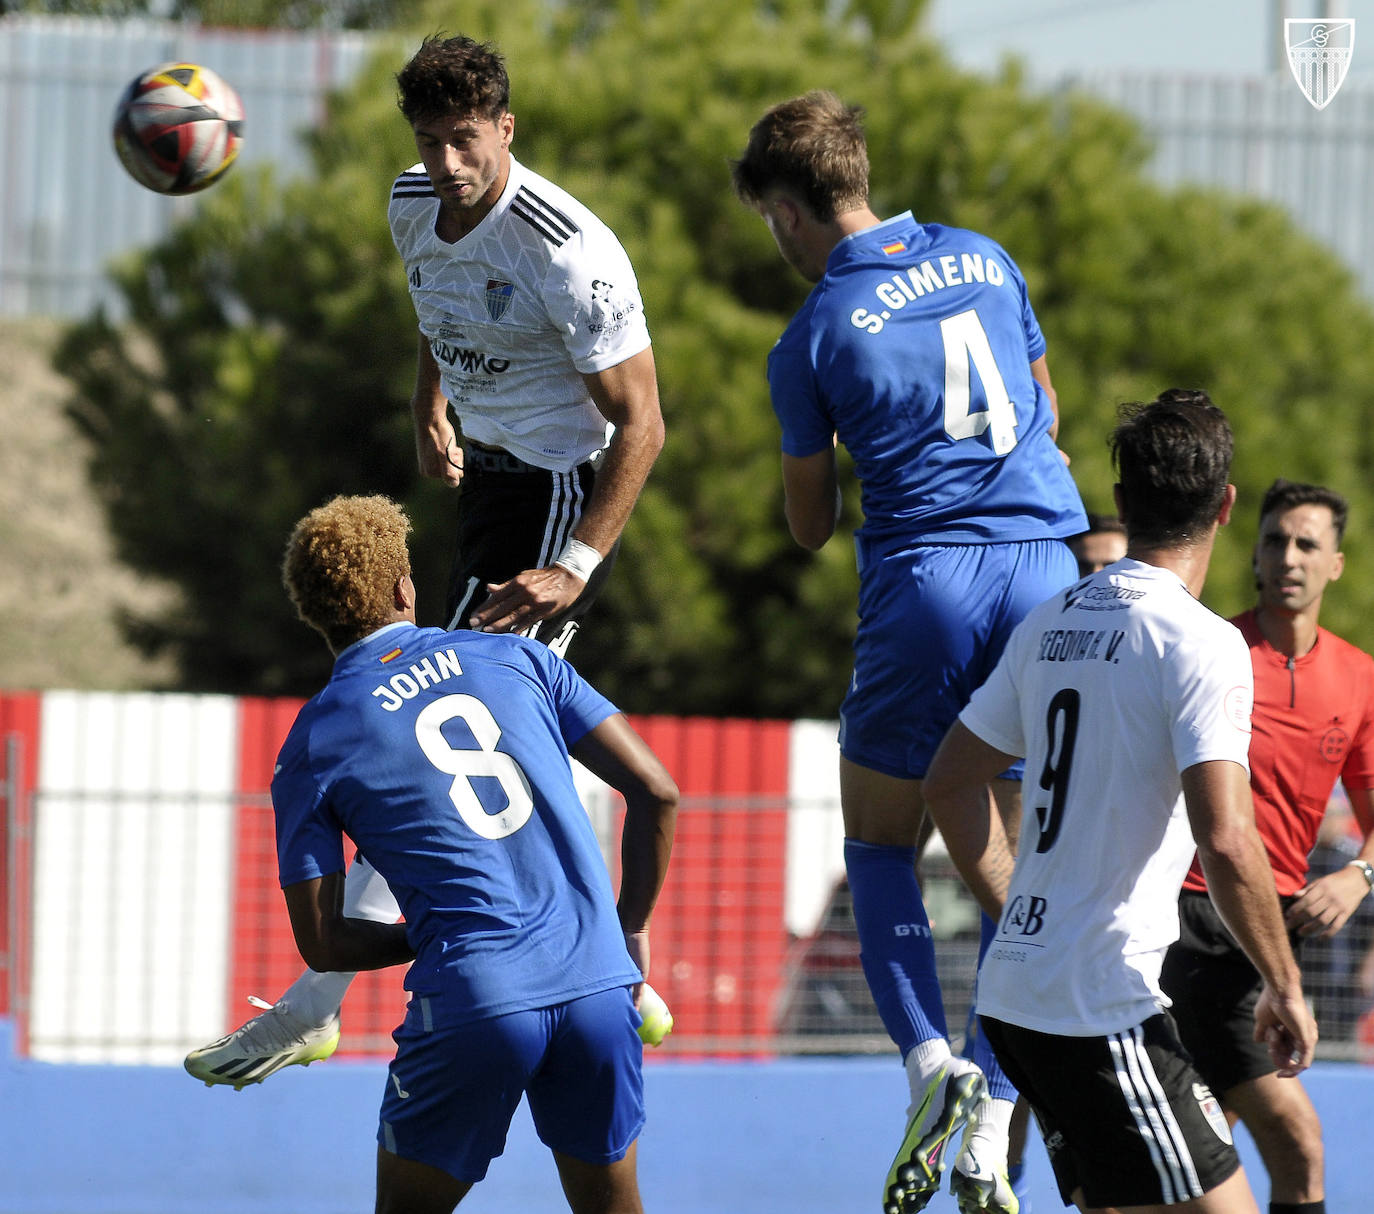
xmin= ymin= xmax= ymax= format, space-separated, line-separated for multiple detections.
xmin=59 ymin=0 xmax=1374 ymax=713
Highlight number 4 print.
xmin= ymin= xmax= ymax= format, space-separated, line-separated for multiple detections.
xmin=940 ymin=308 xmax=1019 ymax=455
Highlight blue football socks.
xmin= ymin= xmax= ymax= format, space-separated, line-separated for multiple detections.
xmin=845 ymin=837 xmax=948 ymax=1056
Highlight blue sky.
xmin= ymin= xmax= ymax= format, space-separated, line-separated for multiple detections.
xmin=925 ymin=0 xmax=1370 ymax=81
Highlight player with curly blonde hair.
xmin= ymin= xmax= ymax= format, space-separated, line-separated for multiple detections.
xmin=282 ymin=495 xmax=413 ymax=652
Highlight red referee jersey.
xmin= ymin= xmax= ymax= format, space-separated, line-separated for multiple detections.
xmin=1184 ymin=608 xmax=1374 ymax=896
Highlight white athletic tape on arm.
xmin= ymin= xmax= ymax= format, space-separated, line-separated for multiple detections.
xmin=554 ymin=538 xmax=602 ymax=584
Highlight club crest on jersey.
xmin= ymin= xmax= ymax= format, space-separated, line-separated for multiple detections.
xmin=485 ymin=279 xmax=515 ymax=321
xmin=1321 ymin=723 xmax=1350 ymax=763
xmin=1285 ymin=19 xmax=1355 ymax=110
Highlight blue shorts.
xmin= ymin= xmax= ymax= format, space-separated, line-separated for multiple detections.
xmin=378 ymin=985 xmax=645 ymax=1182
xmin=840 ymin=537 xmax=1078 ymax=779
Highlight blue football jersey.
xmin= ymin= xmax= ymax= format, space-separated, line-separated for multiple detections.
xmin=272 ymin=622 xmax=640 ymax=1023
xmin=768 ymin=214 xmax=1086 ymax=549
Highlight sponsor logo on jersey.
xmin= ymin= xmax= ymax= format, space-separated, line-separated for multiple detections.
xmin=1062 ymin=581 xmax=1145 ymax=612
xmin=587 ymin=297 xmax=641 ymax=336
xmin=1001 ymin=894 xmax=1048 ymax=937
xmin=485 ymin=278 xmax=515 ymax=321
xmin=409 ymin=265 xmax=422 ymax=289
xmin=432 ymin=340 xmax=511 ymax=375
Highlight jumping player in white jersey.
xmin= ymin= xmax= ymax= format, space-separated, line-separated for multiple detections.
xmin=263 ymin=495 xmax=677 ymax=1214
xmin=924 ymin=390 xmax=1318 ymax=1214
xmin=186 ymin=33 xmax=665 ymax=1090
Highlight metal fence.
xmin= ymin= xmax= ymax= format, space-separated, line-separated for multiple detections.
xmin=6 ymin=768 xmax=1374 ymax=1064
xmin=1066 ymin=68 xmax=1374 ymax=297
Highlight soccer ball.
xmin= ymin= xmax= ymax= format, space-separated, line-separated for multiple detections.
xmin=112 ymin=62 xmax=244 ymax=196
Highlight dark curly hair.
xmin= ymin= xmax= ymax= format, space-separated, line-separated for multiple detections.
xmin=1111 ymin=388 xmax=1233 ymax=547
xmin=396 ymin=34 xmax=509 ymax=126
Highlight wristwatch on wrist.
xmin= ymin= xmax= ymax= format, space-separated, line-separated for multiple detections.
xmin=1348 ymin=859 xmax=1374 ymax=893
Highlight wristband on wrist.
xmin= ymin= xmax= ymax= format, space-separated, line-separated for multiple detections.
xmin=1348 ymin=859 xmax=1374 ymax=893
xmin=554 ymin=537 xmax=602 ymax=583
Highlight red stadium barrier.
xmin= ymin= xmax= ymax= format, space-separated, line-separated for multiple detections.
xmin=0 ymin=692 xmax=40 ymax=1043
xmin=625 ymin=716 xmax=791 ymax=1053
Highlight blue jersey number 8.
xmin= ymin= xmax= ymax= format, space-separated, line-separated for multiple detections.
xmin=415 ymin=693 xmax=534 ymax=840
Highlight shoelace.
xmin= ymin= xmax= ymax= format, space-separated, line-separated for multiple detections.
xmin=232 ymin=997 xmax=316 ymax=1052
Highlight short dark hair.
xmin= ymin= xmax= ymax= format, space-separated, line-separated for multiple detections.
xmin=1258 ymin=478 xmax=1348 ymax=545
xmin=396 ymin=34 xmax=509 ymax=127
xmin=730 ymin=90 xmax=869 ymax=222
xmin=1110 ymin=388 xmax=1233 ymax=548
xmin=282 ymin=495 xmax=411 ymax=652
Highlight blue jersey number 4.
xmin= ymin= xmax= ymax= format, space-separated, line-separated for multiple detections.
xmin=940 ymin=308 xmax=1019 ymax=455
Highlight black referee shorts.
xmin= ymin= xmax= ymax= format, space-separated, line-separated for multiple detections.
xmin=1159 ymin=888 xmax=1300 ymax=1095
xmin=443 ymin=443 xmax=618 ymax=656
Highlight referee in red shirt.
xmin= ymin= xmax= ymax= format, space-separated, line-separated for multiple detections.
xmin=1162 ymin=478 xmax=1374 ymax=1214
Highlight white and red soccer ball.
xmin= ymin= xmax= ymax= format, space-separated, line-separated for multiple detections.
xmin=112 ymin=62 xmax=244 ymax=196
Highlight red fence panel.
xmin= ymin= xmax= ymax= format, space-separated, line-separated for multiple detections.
xmin=625 ymin=715 xmax=791 ymax=1052
xmin=0 ymin=692 xmax=40 ymax=1041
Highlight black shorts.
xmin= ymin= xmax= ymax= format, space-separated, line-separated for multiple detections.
xmin=445 ymin=443 xmax=618 ymax=655
xmin=1159 ymin=889 xmax=1299 ymax=1095
xmin=981 ymin=1013 xmax=1239 ymax=1209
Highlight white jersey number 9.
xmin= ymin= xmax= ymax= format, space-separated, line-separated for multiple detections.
xmin=941 ymin=308 xmax=1019 ymax=455
xmin=415 ymin=694 xmax=534 ymax=840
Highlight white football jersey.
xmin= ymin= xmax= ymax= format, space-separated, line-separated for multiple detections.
xmin=961 ymin=559 xmax=1253 ymax=1036
xmin=389 ymin=156 xmax=651 ymax=470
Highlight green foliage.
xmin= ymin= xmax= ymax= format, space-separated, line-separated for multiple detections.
xmin=58 ymin=0 xmax=1374 ymax=712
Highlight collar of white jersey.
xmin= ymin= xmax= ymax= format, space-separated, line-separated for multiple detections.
xmin=488 ymin=154 xmax=530 ymax=220
xmin=1097 ymin=557 xmax=1186 ymax=589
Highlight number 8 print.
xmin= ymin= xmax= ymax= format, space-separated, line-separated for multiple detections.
xmin=415 ymin=694 xmax=535 ymax=839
